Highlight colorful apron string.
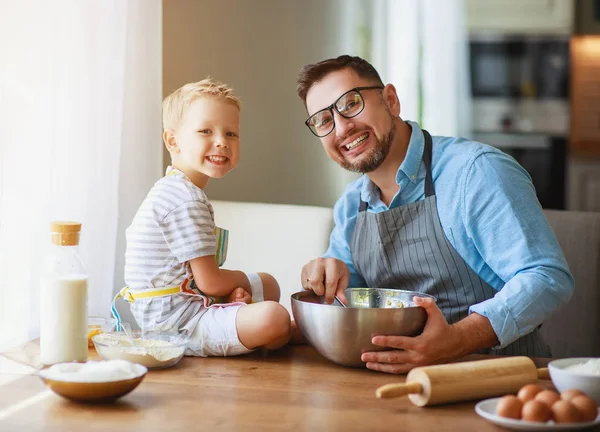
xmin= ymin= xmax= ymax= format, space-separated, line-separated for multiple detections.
xmin=111 ymin=285 xmax=184 ymax=331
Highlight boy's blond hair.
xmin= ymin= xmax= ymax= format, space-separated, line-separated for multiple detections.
xmin=162 ymin=78 xmax=241 ymax=131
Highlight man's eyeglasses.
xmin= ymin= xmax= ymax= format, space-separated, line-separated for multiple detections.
xmin=305 ymin=86 xmax=384 ymax=137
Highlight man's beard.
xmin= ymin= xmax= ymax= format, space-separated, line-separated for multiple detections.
xmin=340 ymin=120 xmax=396 ymax=173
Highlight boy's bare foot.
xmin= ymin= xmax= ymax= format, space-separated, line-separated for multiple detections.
xmin=227 ymin=287 xmax=252 ymax=304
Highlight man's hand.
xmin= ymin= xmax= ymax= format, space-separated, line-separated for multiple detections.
xmin=227 ymin=287 xmax=252 ymax=304
xmin=360 ymin=296 xmax=497 ymax=374
xmin=301 ymin=258 xmax=350 ymax=305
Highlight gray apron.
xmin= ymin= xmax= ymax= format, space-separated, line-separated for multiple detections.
xmin=350 ymin=128 xmax=551 ymax=357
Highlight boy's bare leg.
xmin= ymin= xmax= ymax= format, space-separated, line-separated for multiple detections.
xmin=236 ymin=301 xmax=291 ymax=350
xmin=256 ymin=272 xmax=306 ymax=344
xmin=257 ymin=272 xmax=280 ymax=302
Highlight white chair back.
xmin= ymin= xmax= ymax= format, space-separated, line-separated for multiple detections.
xmin=211 ymin=200 xmax=334 ymax=312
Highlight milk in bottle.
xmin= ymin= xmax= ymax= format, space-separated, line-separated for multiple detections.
xmin=40 ymin=221 xmax=88 ymax=366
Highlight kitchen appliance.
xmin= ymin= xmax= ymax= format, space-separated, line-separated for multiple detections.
xmin=376 ymin=356 xmax=550 ymax=407
xmin=469 ymin=34 xmax=570 ymax=209
xmin=575 ymin=0 xmax=600 ymax=34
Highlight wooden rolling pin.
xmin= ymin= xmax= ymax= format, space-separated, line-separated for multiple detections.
xmin=376 ymin=356 xmax=550 ymax=407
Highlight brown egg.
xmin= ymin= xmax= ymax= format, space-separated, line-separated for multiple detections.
xmin=560 ymin=389 xmax=586 ymax=401
xmin=522 ymin=400 xmax=552 ymax=422
xmin=551 ymin=400 xmax=583 ymax=423
xmin=570 ymin=395 xmax=598 ymax=422
xmin=535 ymin=389 xmax=561 ymax=407
xmin=517 ymin=384 xmax=543 ymax=403
xmin=496 ymin=395 xmax=523 ymax=420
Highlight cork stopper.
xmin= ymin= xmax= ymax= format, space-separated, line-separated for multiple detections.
xmin=50 ymin=221 xmax=82 ymax=246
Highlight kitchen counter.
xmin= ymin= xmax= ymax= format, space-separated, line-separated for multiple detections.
xmin=0 ymin=342 xmax=595 ymax=431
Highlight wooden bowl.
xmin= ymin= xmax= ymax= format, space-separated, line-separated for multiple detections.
xmin=39 ymin=363 xmax=147 ymax=402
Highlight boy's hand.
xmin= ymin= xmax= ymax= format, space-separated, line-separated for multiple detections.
xmin=227 ymin=287 xmax=252 ymax=304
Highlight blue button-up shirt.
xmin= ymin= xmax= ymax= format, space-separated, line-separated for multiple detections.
xmin=323 ymin=120 xmax=574 ymax=348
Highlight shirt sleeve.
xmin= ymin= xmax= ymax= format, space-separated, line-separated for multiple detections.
xmin=323 ymin=191 xmax=368 ymax=288
xmin=159 ymin=200 xmax=217 ymax=263
xmin=463 ymin=151 xmax=574 ymax=348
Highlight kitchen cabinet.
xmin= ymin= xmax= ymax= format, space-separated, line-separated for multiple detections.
xmin=567 ymin=158 xmax=600 ymax=212
xmin=575 ymin=0 xmax=600 ymax=34
xmin=568 ymin=34 xmax=600 ymax=213
xmin=467 ymin=0 xmax=574 ymax=34
xmin=570 ymin=36 xmax=600 ymax=157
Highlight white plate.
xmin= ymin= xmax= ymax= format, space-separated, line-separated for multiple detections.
xmin=475 ymin=397 xmax=600 ymax=431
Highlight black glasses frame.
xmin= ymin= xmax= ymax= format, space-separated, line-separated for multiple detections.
xmin=304 ymin=86 xmax=384 ymax=137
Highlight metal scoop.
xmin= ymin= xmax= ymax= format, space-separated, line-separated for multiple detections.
xmin=334 ymin=295 xmax=347 ymax=308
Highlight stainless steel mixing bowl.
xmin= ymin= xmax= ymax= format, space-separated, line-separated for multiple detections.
xmin=291 ymin=288 xmax=436 ymax=367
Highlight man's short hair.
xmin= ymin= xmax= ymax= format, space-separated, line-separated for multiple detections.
xmin=162 ymin=78 xmax=241 ymax=131
xmin=296 ymin=55 xmax=384 ymax=105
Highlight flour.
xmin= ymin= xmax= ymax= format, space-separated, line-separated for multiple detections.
xmin=94 ymin=335 xmax=185 ymax=369
xmin=40 ymin=359 xmax=144 ymax=382
xmin=565 ymin=359 xmax=600 ymax=376
xmin=117 ymin=339 xmax=181 ymax=361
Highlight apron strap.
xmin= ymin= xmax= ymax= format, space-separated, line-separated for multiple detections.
xmin=422 ymin=129 xmax=435 ymax=198
xmin=111 ymin=287 xmax=132 ymax=331
xmin=110 ymin=284 xmax=188 ymax=331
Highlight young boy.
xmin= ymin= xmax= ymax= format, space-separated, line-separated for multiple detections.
xmin=119 ymin=78 xmax=291 ymax=356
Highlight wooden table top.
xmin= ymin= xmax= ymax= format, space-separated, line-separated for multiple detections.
xmin=0 ymin=342 xmax=597 ymax=431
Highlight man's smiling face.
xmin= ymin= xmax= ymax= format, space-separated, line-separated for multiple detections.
xmin=305 ymin=68 xmax=396 ymax=173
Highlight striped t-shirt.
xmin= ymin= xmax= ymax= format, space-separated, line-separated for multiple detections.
xmin=124 ymin=166 xmax=217 ymax=333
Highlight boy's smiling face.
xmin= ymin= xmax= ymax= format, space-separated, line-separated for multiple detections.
xmin=166 ymin=96 xmax=240 ymax=188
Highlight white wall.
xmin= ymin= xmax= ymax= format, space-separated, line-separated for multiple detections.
xmin=163 ymin=0 xmax=359 ymax=207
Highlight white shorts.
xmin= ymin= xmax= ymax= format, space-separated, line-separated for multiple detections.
xmin=185 ymin=272 xmax=264 ymax=357
xmin=186 ymin=304 xmax=252 ymax=357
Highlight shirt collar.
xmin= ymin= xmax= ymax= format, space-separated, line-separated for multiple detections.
xmin=360 ymin=120 xmax=425 ymax=203
xmin=398 ymin=120 xmax=425 ymax=185
xmin=360 ymin=176 xmax=380 ymax=203
xmin=165 ymin=165 xmax=190 ymax=181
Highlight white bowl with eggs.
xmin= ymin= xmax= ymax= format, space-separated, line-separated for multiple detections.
xmin=548 ymin=358 xmax=600 ymax=404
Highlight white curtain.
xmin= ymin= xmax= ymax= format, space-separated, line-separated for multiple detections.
xmin=0 ymin=0 xmax=162 ymax=351
xmin=370 ymin=0 xmax=472 ymax=137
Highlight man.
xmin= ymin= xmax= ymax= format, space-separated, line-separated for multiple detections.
xmin=297 ymin=55 xmax=573 ymax=374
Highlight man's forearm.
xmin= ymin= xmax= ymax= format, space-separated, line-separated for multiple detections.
xmin=450 ymin=312 xmax=499 ymax=357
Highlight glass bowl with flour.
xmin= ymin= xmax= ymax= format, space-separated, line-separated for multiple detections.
xmin=92 ymin=330 xmax=190 ymax=369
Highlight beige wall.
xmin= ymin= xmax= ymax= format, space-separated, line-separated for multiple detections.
xmin=162 ymin=0 xmax=359 ymax=207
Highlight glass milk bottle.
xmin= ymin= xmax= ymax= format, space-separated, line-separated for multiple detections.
xmin=40 ymin=221 xmax=88 ymax=366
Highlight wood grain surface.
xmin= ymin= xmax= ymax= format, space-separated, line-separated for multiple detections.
xmin=1 ymin=341 xmax=594 ymax=432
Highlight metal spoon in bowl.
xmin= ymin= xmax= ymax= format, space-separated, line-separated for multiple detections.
xmin=334 ymin=295 xmax=347 ymax=308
